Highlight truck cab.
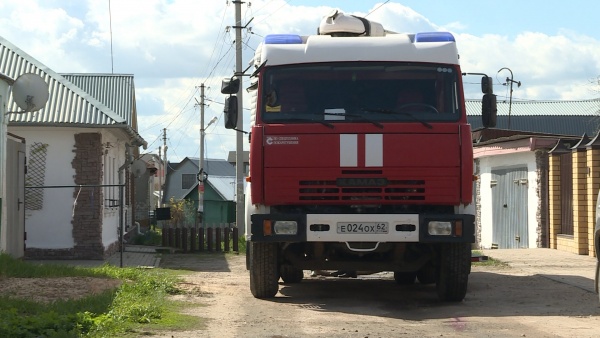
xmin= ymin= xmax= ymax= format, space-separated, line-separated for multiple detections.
xmin=222 ymin=10 xmax=496 ymax=302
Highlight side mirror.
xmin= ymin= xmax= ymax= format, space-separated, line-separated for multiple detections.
xmin=221 ymin=77 xmax=240 ymax=95
xmin=481 ymin=93 xmax=497 ymax=128
xmin=224 ymin=96 xmax=238 ymax=129
xmin=481 ymin=76 xmax=493 ymax=94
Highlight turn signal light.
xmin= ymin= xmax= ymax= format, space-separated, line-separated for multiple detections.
xmin=263 ymin=219 xmax=272 ymax=236
xmin=455 ymin=220 xmax=463 ymax=237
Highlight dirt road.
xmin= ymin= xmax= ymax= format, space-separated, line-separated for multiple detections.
xmin=157 ymin=253 xmax=599 ymax=338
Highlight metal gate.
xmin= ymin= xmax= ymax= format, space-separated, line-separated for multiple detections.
xmin=491 ymin=167 xmax=529 ymax=248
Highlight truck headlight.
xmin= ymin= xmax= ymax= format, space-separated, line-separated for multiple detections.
xmin=274 ymin=220 xmax=298 ymax=235
xmin=428 ymin=221 xmax=452 ymax=236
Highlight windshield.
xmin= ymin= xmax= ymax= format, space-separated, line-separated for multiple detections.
xmin=260 ymin=62 xmax=462 ymax=125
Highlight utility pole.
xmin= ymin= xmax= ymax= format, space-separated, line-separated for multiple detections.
xmin=158 ymin=146 xmax=162 ymax=207
xmin=197 ymin=84 xmax=217 ymax=223
xmin=199 ymin=84 xmax=205 ymax=217
xmin=162 ymin=128 xmax=167 ymax=205
xmin=234 ymin=0 xmax=245 ymax=230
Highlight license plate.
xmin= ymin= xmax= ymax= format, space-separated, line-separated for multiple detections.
xmin=337 ymin=222 xmax=389 ymax=234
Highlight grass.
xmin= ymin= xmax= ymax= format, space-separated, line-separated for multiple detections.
xmin=0 ymin=253 xmax=206 ymax=338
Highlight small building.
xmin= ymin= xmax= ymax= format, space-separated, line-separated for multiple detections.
xmin=467 ymin=99 xmax=600 ymax=252
xmin=1 ymin=36 xmax=146 ymax=260
xmin=162 ymin=157 xmax=236 ymax=225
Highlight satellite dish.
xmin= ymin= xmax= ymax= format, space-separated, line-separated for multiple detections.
xmin=12 ymin=73 xmax=49 ymax=113
xmin=131 ymin=160 xmax=147 ymax=178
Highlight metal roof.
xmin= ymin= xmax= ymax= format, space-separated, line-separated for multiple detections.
xmin=467 ymin=99 xmax=600 ymax=136
xmin=61 ymin=73 xmax=138 ymax=131
xmin=206 ymin=176 xmax=236 ymax=201
xmin=466 ymin=99 xmax=600 ymax=116
xmin=0 ymin=35 xmax=145 ymax=146
xmin=187 ymin=157 xmax=236 ymax=176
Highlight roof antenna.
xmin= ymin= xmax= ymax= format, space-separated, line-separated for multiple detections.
xmin=109 ymin=0 xmax=114 ymax=74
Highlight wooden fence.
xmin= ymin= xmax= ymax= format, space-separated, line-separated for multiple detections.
xmin=161 ymin=224 xmax=239 ymax=253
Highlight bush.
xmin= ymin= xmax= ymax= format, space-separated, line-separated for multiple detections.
xmin=132 ymin=229 xmax=162 ymax=246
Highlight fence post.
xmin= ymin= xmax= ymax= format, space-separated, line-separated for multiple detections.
xmin=182 ymin=227 xmax=188 ymax=252
xmin=162 ymin=224 xmax=168 ymax=247
xmin=224 ymin=226 xmax=230 ymax=252
xmin=216 ymin=224 xmax=222 ymax=252
xmin=168 ymin=227 xmax=174 ymax=248
xmin=233 ymin=226 xmax=239 ymax=252
xmin=207 ymin=226 xmax=213 ymax=252
xmin=190 ymin=228 xmax=197 ymax=252
xmin=199 ymin=226 xmax=205 ymax=252
xmin=175 ymin=227 xmax=181 ymax=249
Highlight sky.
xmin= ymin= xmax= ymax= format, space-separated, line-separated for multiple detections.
xmin=2 ymin=0 xmax=600 ymax=162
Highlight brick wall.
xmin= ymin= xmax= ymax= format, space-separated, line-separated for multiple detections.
xmin=71 ymin=133 xmax=105 ymax=259
xmin=535 ymin=150 xmax=548 ymax=248
xmin=572 ymin=150 xmax=589 ymax=255
xmin=550 ymin=146 xmax=598 ymax=257
xmin=587 ymin=148 xmax=600 ymax=258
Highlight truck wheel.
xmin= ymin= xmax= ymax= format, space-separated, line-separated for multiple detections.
xmin=249 ymin=242 xmax=279 ymax=298
xmin=436 ymin=243 xmax=471 ymax=302
xmin=394 ymin=271 xmax=416 ymax=285
xmin=416 ymin=263 xmax=436 ymax=285
xmin=280 ymin=265 xmax=304 ymax=283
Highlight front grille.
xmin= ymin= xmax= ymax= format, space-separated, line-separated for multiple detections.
xmin=298 ymin=179 xmax=425 ymax=201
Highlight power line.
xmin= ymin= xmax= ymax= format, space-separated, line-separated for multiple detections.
xmin=366 ymin=0 xmax=390 ymax=17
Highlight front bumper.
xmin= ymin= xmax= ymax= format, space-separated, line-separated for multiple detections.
xmin=250 ymin=213 xmax=475 ymax=243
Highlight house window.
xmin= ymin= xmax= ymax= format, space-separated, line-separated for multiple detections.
xmin=182 ymin=174 xmax=196 ymax=190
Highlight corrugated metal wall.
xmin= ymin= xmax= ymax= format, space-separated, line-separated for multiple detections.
xmin=491 ymin=167 xmax=529 ymax=248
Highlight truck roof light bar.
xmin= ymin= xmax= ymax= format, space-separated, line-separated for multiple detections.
xmin=264 ymin=34 xmax=303 ymax=44
xmin=415 ymin=32 xmax=455 ymax=43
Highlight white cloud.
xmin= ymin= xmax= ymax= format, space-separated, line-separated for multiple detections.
xmin=457 ymin=30 xmax=600 ymax=101
xmin=3 ymin=0 xmax=600 ymax=161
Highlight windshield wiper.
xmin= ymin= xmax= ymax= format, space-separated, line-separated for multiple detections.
xmin=322 ymin=111 xmax=384 ymax=129
xmin=361 ymin=108 xmax=433 ymax=129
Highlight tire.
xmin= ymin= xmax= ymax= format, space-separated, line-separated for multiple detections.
xmin=249 ymin=242 xmax=279 ymax=298
xmin=280 ymin=265 xmax=304 ymax=283
xmin=436 ymin=243 xmax=471 ymax=302
xmin=416 ymin=263 xmax=436 ymax=285
xmin=394 ymin=271 xmax=416 ymax=285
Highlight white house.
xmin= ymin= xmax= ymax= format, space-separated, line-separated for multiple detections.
xmin=1 ymin=36 xmax=146 ymax=259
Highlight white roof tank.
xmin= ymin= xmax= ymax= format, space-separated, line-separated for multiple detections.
xmin=318 ymin=9 xmax=386 ymax=37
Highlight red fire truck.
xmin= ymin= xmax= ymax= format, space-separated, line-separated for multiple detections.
xmin=222 ymin=10 xmax=496 ymax=301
